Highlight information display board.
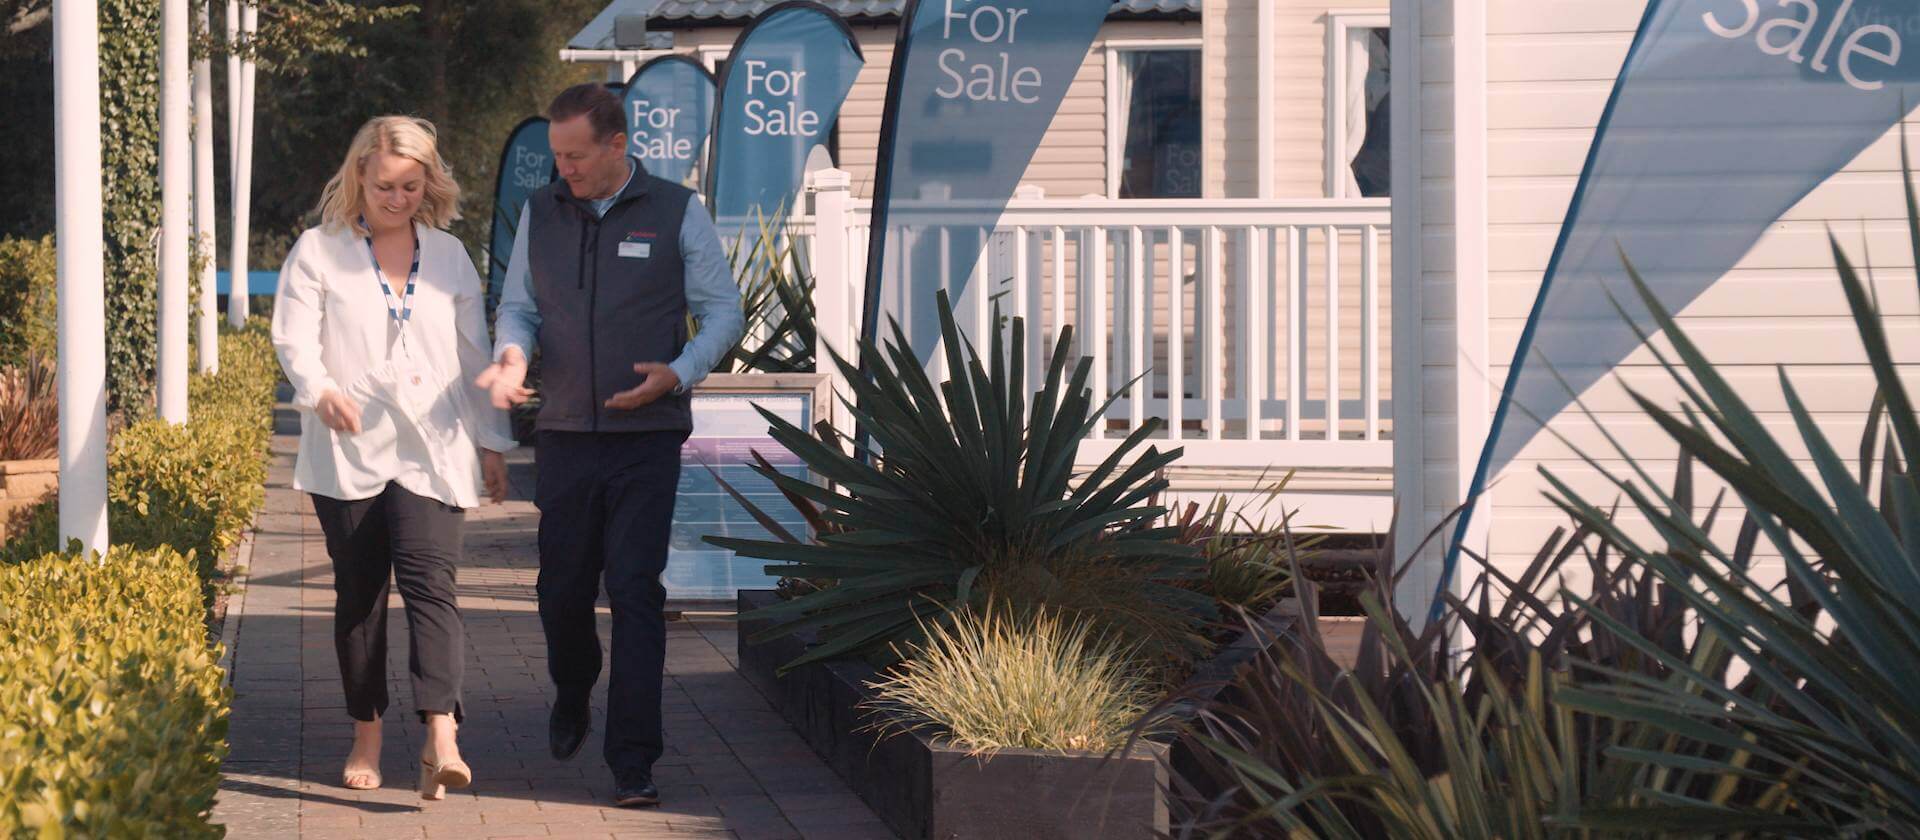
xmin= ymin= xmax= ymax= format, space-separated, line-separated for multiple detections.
xmin=665 ymin=376 xmax=827 ymax=602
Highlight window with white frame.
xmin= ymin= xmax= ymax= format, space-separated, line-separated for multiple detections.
xmin=1110 ymin=45 xmax=1202 ymax=198
xmin=1328 ymin=15 xmax=1390 ymax=198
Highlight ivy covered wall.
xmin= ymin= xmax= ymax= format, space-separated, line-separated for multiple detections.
xmin=100 ymin=0 xmax=161 ymax=417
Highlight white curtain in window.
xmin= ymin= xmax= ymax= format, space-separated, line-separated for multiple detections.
xmin=1342 ymin=29 xmax=1388 ymax=197
xmin=1115 ymin=51 xmax=1141 ymax=194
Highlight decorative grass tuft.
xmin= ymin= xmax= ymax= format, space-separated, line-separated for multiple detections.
xmin=861 ymin=605 xmax=1162 ymax=755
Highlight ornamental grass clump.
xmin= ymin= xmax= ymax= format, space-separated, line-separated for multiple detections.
xmin=862 ymin=605 xmax=1162 ymax=755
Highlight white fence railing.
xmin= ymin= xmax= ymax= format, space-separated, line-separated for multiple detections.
xmin=798 ymin=169 xmax=1393 ymax=472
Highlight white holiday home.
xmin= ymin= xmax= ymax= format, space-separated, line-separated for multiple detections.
xmin=562 ymin=0 xmax=1403 ymax=540
xmin=559 ymin=0 xmax=1920 ymax=618
xmin=1396 ymin=0 xmax=1920 ymax=606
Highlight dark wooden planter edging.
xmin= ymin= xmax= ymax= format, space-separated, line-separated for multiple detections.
xmin=736 ymin=589 xmax=1170 ymax=839
xmin=734 ymin=591 xmax=1324 ymax=838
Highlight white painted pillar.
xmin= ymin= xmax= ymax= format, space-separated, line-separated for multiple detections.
xmin=54 ymin=0 xmax=111 ymax=555
xmin=1389 ymin=0 xmax=1430 ymax=611
xmin=1450 ymin=0 xmax=1491 ymax=590
xmin=225 ymin=0 xmax=238 ymax=178
xmin=194 ymin=0 xmax=218 ymax=373
xmin=227 ymin=1 xmax=255 ymax=327
xmin=807 ymin=168 xmax=852 ymax=425
xmin=158 ymin=0 xmax=190 ymax=423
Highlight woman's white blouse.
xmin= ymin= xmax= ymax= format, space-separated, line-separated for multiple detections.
xmin=271 ymin=222 xmax=516 ymax=509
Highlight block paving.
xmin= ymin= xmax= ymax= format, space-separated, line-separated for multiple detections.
xmin=213 ymin=407 xmax=893 ymax=839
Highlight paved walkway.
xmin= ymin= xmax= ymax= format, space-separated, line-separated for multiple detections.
xmin=213 ymin=406 xmax=892 ymax=839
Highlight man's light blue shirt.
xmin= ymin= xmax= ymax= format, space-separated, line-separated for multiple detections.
xmin=492 ymin=159 xmax=744 ymax=394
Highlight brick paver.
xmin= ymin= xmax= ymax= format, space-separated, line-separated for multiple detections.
xmin=214 ymin=406 xmax=892 ymax=839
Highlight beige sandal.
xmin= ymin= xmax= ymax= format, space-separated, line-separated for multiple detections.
xmin=418 ymin=757 xmax=472 ymax=801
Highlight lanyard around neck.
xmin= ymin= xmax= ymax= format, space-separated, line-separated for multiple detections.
xmin=360 ymin=219 xmax=420 ymax=343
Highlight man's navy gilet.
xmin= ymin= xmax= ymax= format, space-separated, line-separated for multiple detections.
xmin=526 ymin=161 xmax=695 ymax=433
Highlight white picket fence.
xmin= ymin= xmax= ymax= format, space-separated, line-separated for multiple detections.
xmin=791 ymin=168 xmax=1393 ymax=474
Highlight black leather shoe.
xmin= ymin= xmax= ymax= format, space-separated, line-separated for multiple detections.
xmin=548 ymin=696 xmax=590 ymax=761
xmin=613 ymin=773 xmax=659 ymax=808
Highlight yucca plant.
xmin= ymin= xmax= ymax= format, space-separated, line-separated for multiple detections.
xmin=1160 ymin=485 xmax=1790 ymax=837
xmin=1171 ymin=167 xmax=1920 ymax=836
xmin=696 ymin=208 xmax=818 ymax=374
xmin=1180 ymin=601 xmax=1595 ymax=840
xmin=710 ymin=291 xmax=1211 ymax=673
xmin=1541 ymin=231 xmax=1920 ymax=834
xmin=1166 ymin=479 xmax=1306 ymax=618
xmin=861 ymin=604 xmax=1163 ymax=755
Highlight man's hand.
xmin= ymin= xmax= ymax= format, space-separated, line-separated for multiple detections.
xmin=475 ymin=347 xmax=535 ymax=410
xmin=604 ymin=362 xmax=680 ymax=411
xmin=315 ymin=389 xmax=362 ymax=434
xmin=481 ymin=449 xmax=509 ymax=504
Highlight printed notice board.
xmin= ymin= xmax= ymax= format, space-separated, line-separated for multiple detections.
xmin=666 ymin=389 xmax=815 ymax=602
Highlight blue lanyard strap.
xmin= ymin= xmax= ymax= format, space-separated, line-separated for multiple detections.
xmin=360 ymin=218 xmax=420 ymax=327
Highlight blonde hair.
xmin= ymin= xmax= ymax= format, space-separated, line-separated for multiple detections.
xmin=316 ymin=116 xmax=462 ymax=235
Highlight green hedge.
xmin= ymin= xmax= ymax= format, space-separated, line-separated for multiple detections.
xmin=0 ymin=324 xmax=275 ymax=836
xmin=0 ymin=323 xmax=280 ymax=583
xmin=0 ymin=237 xmax=55 ymax=368
xmin=0 ymin=548 xmax=229 ymax=838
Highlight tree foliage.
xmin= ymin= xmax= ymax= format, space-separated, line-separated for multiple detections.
xmin=0 ymin=0 xmax=604 ymax=410
xmin=246 ymin=0 xmax=605 ymax=262
xmin=191 ymin=1 xmax=415 ymax=76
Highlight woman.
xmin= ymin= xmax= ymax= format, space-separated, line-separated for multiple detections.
xmin=271 ymin=116 xmax=515 ymax=799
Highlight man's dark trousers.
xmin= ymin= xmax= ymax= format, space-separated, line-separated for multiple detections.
xmin=534 ymin=429 xmax=688 ymax=777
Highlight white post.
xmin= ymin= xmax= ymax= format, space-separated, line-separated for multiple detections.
xmin=1449 ymin=0 xmax=1492 ymax=611
xmin=227 ymin=1 xmax=255 ymax=327
xmin=158 ymin=0 xmax=190 ymax=423
xmin=808 ymin=167 xmax=853 ymax=424
xmin=54 ymin=0 xmax=111 ymax=555
xmin=194 ymin=0 xmax=218 ymax=373
xmin=225 ymin=0 xmax=238 ymax=177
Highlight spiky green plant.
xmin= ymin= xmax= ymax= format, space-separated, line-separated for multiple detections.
xmin=1159 ymin=478 xmax=1795 ymax=837
xmin=1167 ymin=478 xmax=1305 ymax=617
xmin=710 ymin=291 xmax=1211 ymax=673
xmin=1543 ymin=234 xmax=1920 ymax=834
xmin=861 ymin=604 xmax=1163 ymax=755
xmin=715 ymin=210 xmax=816 ymax=374
xmin=1166 ymin=163 xmax=1920 ymax=837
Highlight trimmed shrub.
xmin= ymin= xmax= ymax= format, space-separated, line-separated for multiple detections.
xmin=0 ymin=324 xmax=280 ymax=581
xmin=0 ymin=548 xmax=229 ymax=837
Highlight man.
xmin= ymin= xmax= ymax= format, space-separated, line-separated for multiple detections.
xmin=476 ymin=83 xmax=744 ymax=808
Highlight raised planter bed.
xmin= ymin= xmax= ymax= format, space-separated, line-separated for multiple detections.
xmin=0 ymin=458 xmax=56 ymax=544
xmin=737 ymin=589 xmax=1170 ymax=839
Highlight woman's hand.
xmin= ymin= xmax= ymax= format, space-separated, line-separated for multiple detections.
xmin=481 ymin=449 xmax=509 ymax=504
xmin=316 ymin=390 xmax=363 ymax=434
